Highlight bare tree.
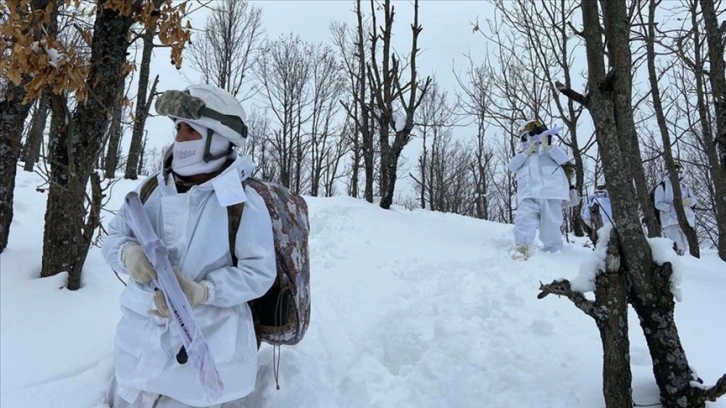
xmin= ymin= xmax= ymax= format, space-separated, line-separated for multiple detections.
xmin=698 ymin=0 xmax=726 ymax=173
xmin=254 ymin=34 xmax=316 ymax=192
xmin=124 ymin=8 xmax=163 ymax=180
xmin=321 ymin=119 xmax=352 ymax=197
xmin=456 ymin=56 xmax=497 ymax=220
xmin=335 ymin=2 xmax=377 ymax=202
xmin=308 ymin=44 xmax=346 ymax=196
xmin=666 ymin=59 xmax=725 ymax=253
xmin=550 ymin=0 xmax=726 ymax=405
xmin=411 ymin=78 xmax=457 ymax=211
xmin=367 ymin=0 xmax=431 ymax=209
xmin=21 ymin=93 xmax=50 ymax=172
xmin=187 ymin=0 xmax=263 ymax=100
xmin=245 ymin=108 xmax=277 ymax=182
xmin=691 ymin=0 xmax=726 ymax=259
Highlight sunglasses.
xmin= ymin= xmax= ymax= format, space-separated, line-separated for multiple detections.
xmin=520 ymin=120 xmax=548 ymax=140
xmin=155 ymin=90 xmax=248 ymax=139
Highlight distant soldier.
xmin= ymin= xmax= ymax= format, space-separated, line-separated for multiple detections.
xmin=582 ymin=185 xmax=613 ymax=247
xmin=653 ymin=161 xmax=698 ymax=255
xmin=508 ymin=119 xmax=577 ymax=260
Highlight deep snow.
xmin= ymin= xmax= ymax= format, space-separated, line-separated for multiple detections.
xmin=2 ymin=168 xmax=725 ymax=408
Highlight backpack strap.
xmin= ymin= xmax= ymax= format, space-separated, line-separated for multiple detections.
xmin=227 ymin=201 xmax=245 ymax=266
xmin=139 ymin=175 xmax=160 ymax=204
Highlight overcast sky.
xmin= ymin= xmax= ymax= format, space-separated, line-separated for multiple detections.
xmin=140 ymin=0 xmax=498 ymax=151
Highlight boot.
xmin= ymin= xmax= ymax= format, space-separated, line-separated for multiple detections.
xmin=512 ymin=244 xmax=530 ymax=261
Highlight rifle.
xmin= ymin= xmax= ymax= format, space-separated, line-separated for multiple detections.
xmin=123 ymin=191 xmax=224 ymax=401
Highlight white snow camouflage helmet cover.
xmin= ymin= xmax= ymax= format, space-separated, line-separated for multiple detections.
xmin=156 ymin=84 xmax=248 ymax=149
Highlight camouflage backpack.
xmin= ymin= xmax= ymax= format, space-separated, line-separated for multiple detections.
xmin=139 ymin=174 xmax=311 ymax=347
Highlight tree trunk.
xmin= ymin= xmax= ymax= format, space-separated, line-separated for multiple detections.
xmin=349 ymin=116 xmax=361 ymax=198
xmin=379 ymin=138 xmax=401 ymax=209
xmin=22 ymin=93 xmax=50 ymax=172
xmin=363 ymin=91 xmax=375 ymax=203
xmin=539 ymin=230 xmax=632 ymax=408
xmin=0 ymin=0 xmax=58 ymax=253
xmin=632 ymin=262 xmax=700 ymax=407
xmin=642 ymin=0 xmax=670 ymax=239
xmin=596 ymin=257 xmax=632 ymax=407
xmin=42 ymin=1 xmax=134 ymax=290
xmin=600 ymin=0 xmax=659 ymax=240
xmin=553 ymin=0 xmax=718 ymax=405
xmin=0 ymin=84 xmax=34 ymax=253
xmin=699 ymin=0 xmax=726 ymax=171
xmin=590 ymin=0 xmax=700 ymax=403
xmin=697 ymin=0 xmax=726 ymax=260
xmin=104 ymin=85 xmax=125 ymax=179
xmin=124 ymin=26 xmax=155 ymax=180
xmin=369 ymin=0 xmax=429 ymax=209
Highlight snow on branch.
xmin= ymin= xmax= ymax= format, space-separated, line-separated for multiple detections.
xmin=697 ymin=373 xmax=726 ymax=404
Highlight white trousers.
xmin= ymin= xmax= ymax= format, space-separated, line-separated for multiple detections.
xmin=107 ymin=376 xmax=242 ymax=408
xmin=514 ymin=198 xmax=564 ymax=252
xmin=663 ymin=224 xmax=688 ymax=255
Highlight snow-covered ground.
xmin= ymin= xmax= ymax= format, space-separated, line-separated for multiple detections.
xmin=2 ymin=168 xmax=725 ymax=408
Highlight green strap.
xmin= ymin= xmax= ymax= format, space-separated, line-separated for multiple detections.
xmin=227 ymin=202 xmax=244 ymax=266
xmin=139 ymin=176 xmax=160 ymax=204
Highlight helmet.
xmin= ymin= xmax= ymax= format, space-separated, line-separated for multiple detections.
xmin=156 ymin=84 xmax=248 ymax=148
xmin=518 ymin=119 xmax=546 ymax=141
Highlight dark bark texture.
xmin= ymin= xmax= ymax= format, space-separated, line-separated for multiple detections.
xmin=124 ymin=24 xmax=156 ymax=180
xmin=551 ymin=0 xmax=726 ymax=406
xmin=22 ymin=93 xmax=50 ymax=172
xmin=0 ymin=0 xmax=58 ymax=253
xmin=539 ymin=231 xmax=632 ymax=408
xmin=697 ymin=0 xmax=726 ymax=260
xmin=0 ymin=84 xmax=33 ymax=253
xmin=42 ymin=1 xmax=135 ymax=290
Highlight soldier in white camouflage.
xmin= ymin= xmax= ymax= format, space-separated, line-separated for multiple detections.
xmin=102 ymin=84 xmax=278 ymax=408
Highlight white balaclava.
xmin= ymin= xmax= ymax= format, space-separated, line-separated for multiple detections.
xmin=172 ymin=120 xmax=231 ymax=177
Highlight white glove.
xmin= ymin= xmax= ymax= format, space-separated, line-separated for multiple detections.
xmin=121 ymin=242 xmax=156 ymax=284
xmin=149 ymin=267 xmax=209 ymax=318
xmin=524 ymin=142 xmax=538 ymax=156
xmin=682 ymin=197 xmax=692 ymax=207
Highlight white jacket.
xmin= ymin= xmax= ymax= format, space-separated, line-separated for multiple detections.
xmin=102 ymin=155 xmax=276 ymax=407
xmin=654 ymin=178 xmax=697 ymax=228
xmin=508 ymin=142 xmax=571 ymax=203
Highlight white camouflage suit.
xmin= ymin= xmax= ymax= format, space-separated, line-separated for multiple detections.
xmin=653 ymin=177 xmax=697 ymax=255
xmin=102 ymin=155 xmax=276 ymax=407
xmin=508 ymin=133 xmax=572 ymax=252
xmin=582 ymin=189 xmax=613 ymax=228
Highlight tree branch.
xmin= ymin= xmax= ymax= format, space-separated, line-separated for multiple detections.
xmin=538 ymin=279 xmax=597 ymax=318
xmin=555 ymin=80 xmax=588 ymax=106
xmin=700 ymin=373 xmax=726 ymax=403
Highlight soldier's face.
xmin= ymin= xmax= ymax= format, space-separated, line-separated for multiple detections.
xmin=175 ymin=122 xmax=203 ymax=142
